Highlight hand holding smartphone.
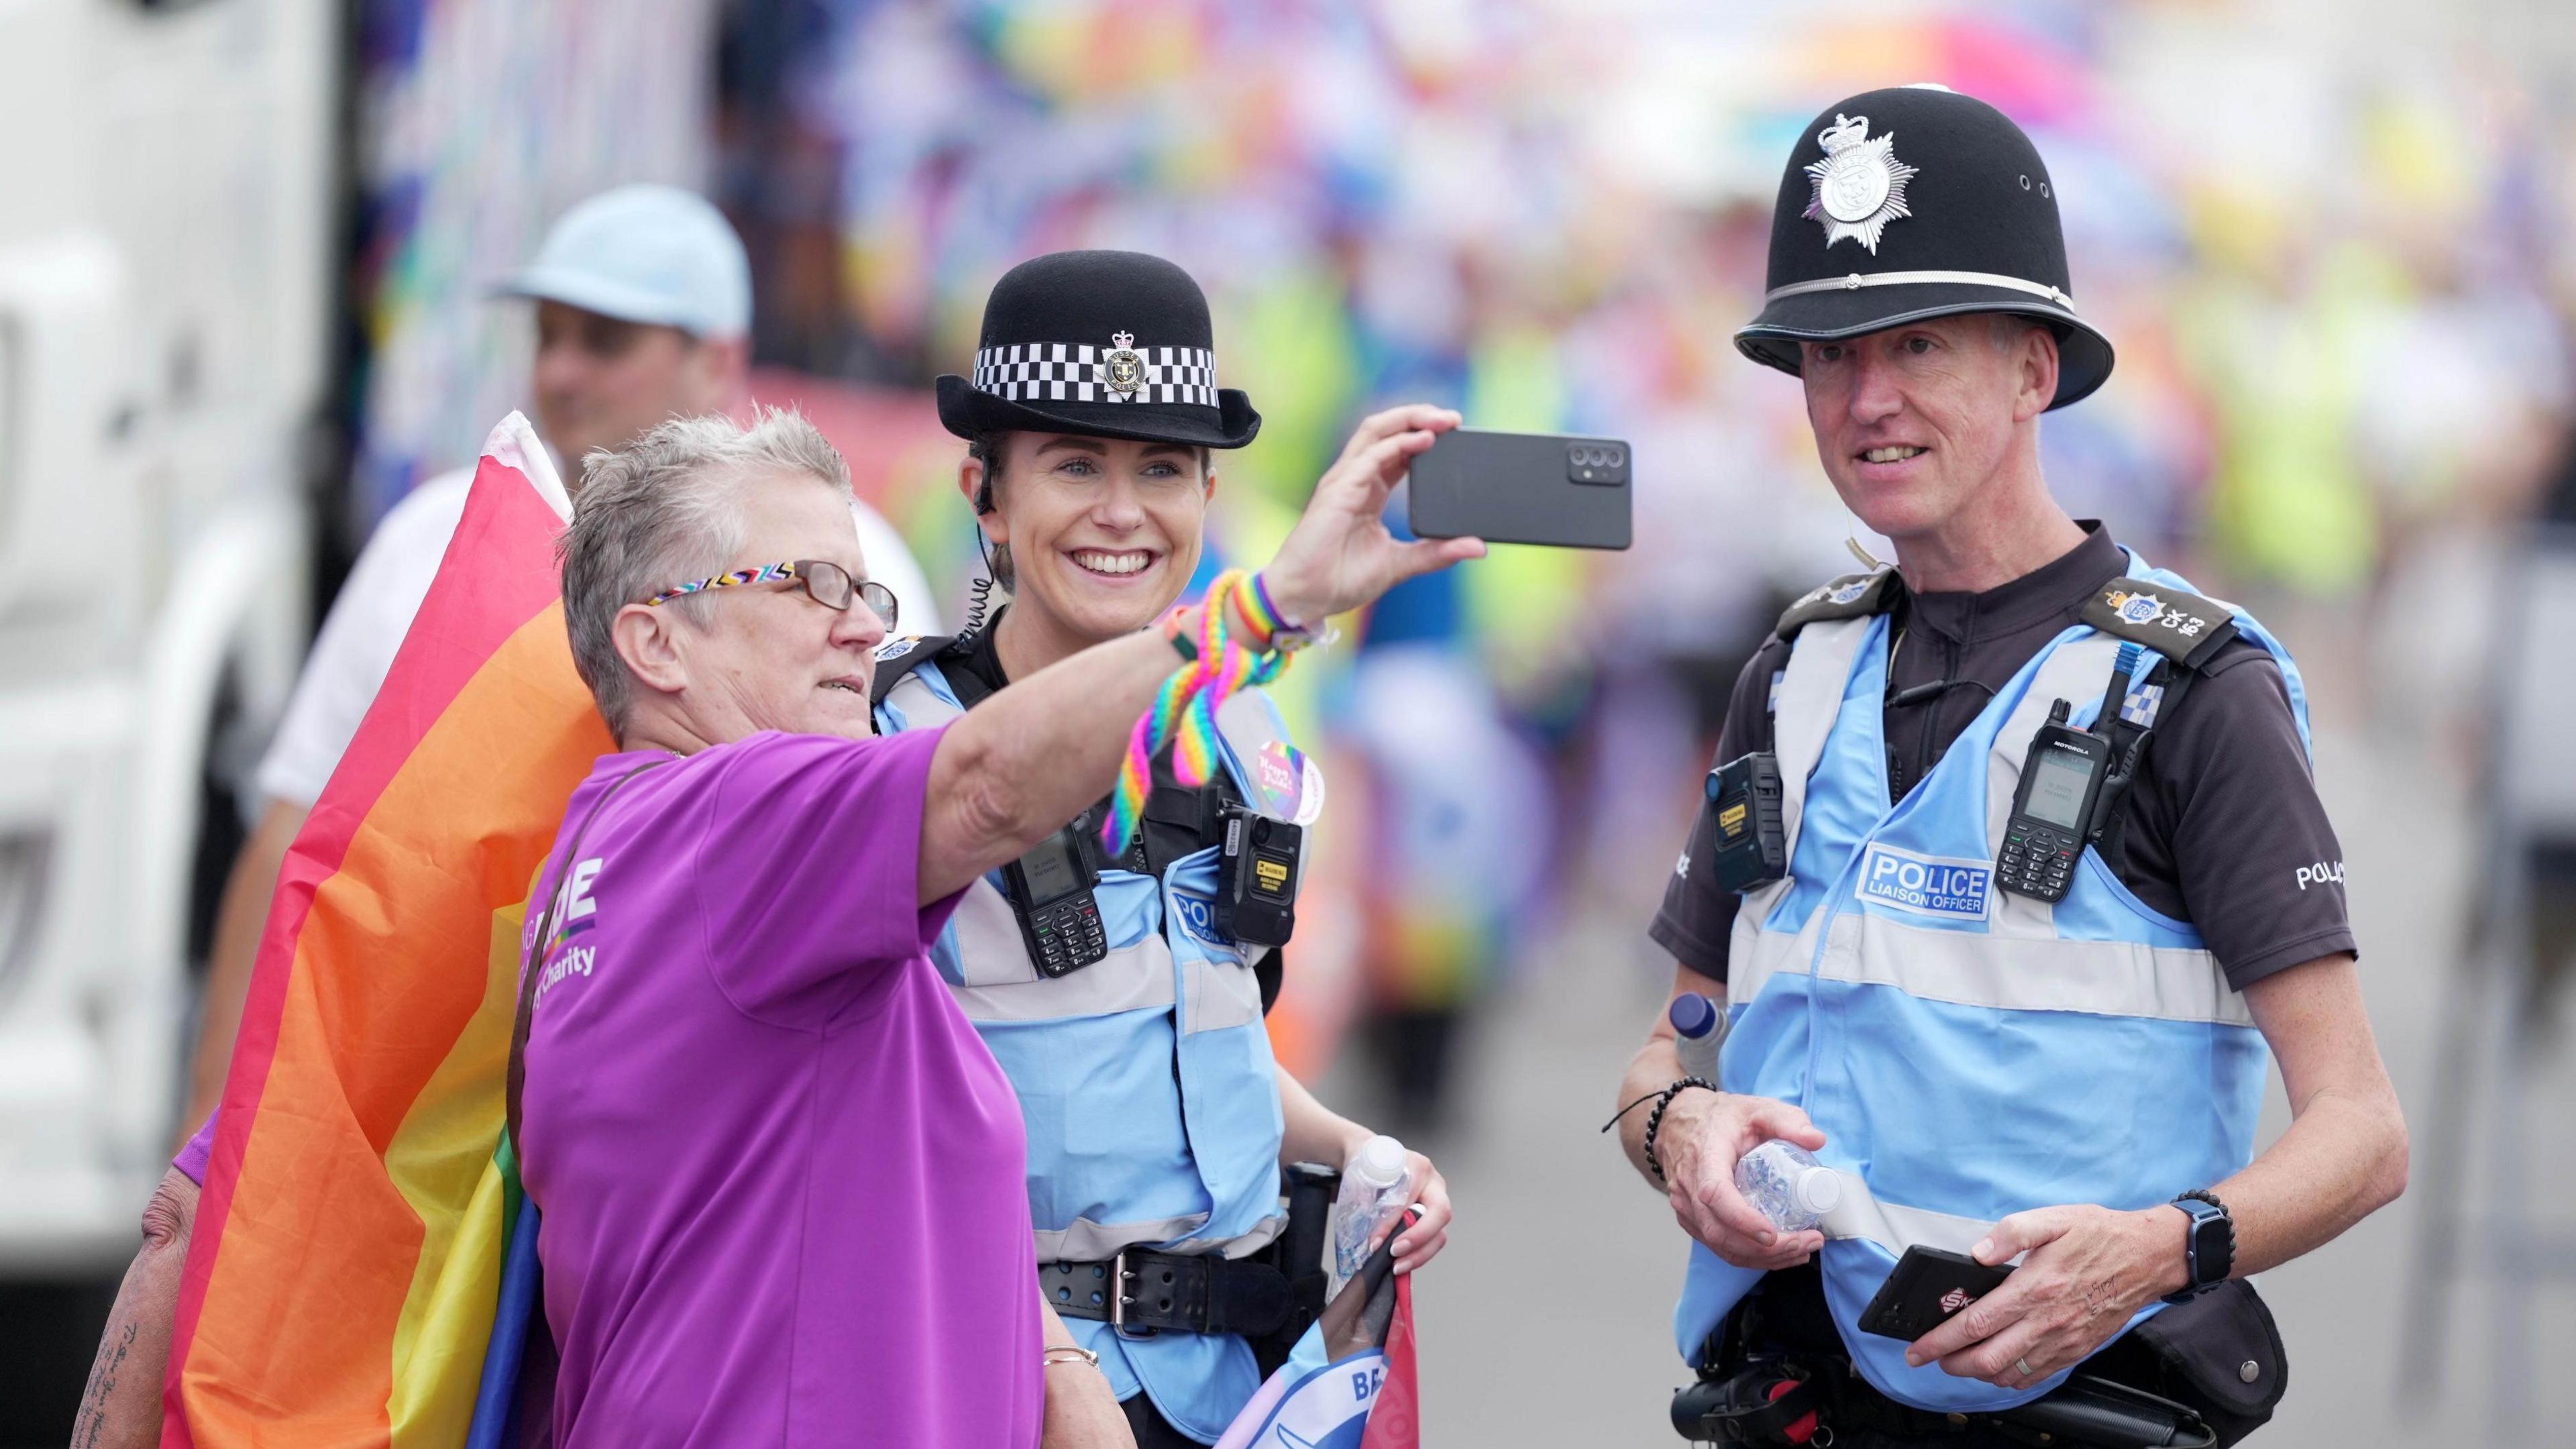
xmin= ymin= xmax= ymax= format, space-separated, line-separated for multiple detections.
xmin=1856 ymin=1245 xmax=2015 ymax=1341
xmin=1405 ymin=427 xmax=1633 ymax=550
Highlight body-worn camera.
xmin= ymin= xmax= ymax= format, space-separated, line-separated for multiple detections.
xmin=1701 ymin=752 xmax=1788 ymax=894
xmin=1001 ymin=824 xmax=1109 ymax=976
xmin=1215 ymin=805 xmax=1301 ymax=949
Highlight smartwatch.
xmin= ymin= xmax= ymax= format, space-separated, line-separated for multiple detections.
xmin=2164 ymin=1189 xmax=2235 ymax=1303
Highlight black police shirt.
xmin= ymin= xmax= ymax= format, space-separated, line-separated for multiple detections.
xmin=1650 ymin=523 xmax=2355 ymax=992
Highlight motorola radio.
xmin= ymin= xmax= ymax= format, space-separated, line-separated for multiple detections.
xmin=1000 ymin=822 xmax=1110 ymax=976
xmin=1996 ymin=700 xmax=2112 ymax=904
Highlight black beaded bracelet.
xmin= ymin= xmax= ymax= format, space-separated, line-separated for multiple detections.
xmin=1640 ymin=1077 xmax=1721 ymax=1184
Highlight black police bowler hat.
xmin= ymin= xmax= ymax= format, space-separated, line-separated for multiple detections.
xmin=1736 ymin=85 xmax=2114 ymax=410
xmin=936 ymin=250 xmax=1261 ymax=449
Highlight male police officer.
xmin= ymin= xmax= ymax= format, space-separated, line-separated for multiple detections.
xmin=1614 ymin=87 xmax=2407 ymax=1447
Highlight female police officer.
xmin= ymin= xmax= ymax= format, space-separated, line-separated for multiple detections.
xmin=872 ymin=250 xmax=1454 ymax=1449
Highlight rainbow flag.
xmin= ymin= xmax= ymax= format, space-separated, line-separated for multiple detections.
xmin=167 ymin=414 xmax=609 ymax=1446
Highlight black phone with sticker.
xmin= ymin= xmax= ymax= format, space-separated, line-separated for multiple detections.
xmin=1856 ymin=1245 xmax=2015 ymax=1341
xmin=1405 ymin=428 xmax=1632 ymax=550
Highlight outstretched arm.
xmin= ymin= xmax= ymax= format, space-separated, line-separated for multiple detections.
xmin=918 ymin=406 xmax=1483 ymax=902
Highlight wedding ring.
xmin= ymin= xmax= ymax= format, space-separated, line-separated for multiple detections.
xmin=2015 ymin=1356 xmax=2035 ymax=1379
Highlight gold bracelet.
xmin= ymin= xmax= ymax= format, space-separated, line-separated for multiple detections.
xmin=1042 ymin=1346 xmax=1100 ymax=1368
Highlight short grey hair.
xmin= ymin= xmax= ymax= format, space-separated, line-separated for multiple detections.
xmin=559 ymin=407 xmax=851 ymax=737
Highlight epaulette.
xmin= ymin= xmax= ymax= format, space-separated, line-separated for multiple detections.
xmin=869 ymin=633 xmax=957 ymax=705
xmin=2080 ymin=582 xmax=2239 ymax=669
xmin=1775 ymin=568 xmax=1899 ymax=639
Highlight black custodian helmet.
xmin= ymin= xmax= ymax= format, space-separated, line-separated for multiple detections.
xmin=1735 ymin=85 xmax=2114 ymax=410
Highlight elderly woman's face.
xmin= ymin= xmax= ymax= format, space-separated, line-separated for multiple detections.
xmin=672 ymin=474 xmax=885 ymax=743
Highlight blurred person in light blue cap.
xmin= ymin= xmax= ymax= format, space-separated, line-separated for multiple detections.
xmin=497 ymin=182 xmax=755 ymax=468
xmin=500 ymin=182 xmax=753 ymax=339
xmin=166 ymin=182 xmax=936 ymax=1165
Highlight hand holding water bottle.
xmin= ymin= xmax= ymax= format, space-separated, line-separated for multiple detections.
xmin=1652 ymin=1087 xmax=1829 ymax=1272
xmin=1735 ymin=1140 xmax=1843 ymax=1234
xmin=1325 ymin=1133 xmax=1451 ymax=1293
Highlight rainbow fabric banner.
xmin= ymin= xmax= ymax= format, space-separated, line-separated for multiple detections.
xmin=166 ymin=414 xmax=608 ymax=1447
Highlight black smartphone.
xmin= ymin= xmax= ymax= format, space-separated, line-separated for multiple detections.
xmin=1856 ymin=1245 xmax=2015 ymax=1341
xmin=1405 ymin=428 xmax=1632 ymax=550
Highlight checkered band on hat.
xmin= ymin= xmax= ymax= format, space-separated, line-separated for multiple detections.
xmin=971 ymin=343 xmax=1220 ymax=407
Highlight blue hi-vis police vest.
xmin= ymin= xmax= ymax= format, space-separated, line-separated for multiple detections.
xmin=1673 ymin=551 xmax=2311 ymax=1415
xmin=876 ymin=657 xmax=1292 ymax=1442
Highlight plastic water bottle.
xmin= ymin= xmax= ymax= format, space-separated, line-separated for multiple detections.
xmin=1670 ymin=992 xmax=1727 ymax=1081
xmin=1326 ymin=1134 xmax=1413 ymax=1297
xmin=1735 ymin=1140 xmax=1843 ymax=1234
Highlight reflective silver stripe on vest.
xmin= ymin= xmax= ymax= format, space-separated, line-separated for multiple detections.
xmin=1734 ymin=912 xmax=2251 ymax=1026
xmin=1727 ymin=907 xmax=1819 ymax=1010
xmin=1732 ymin=614 xmax=1873 ymax=941
xmin=1819 ymin=1172 xmax=2000 ymax=1260
xmin=890 ymin=667 xmax=1286 ymax=1032
xmin=1763 ymin=269 xmax=2076 ymax=311
xmin=1038 ymin=1213 xmax=1205 ymax=1263
xmin=1185 ymin=949 xmax=1265 ymax=1033
xmin=1034 ymin=1210 xmax=1287 ymax=1265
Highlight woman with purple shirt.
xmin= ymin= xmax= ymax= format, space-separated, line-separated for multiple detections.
xmin=514 ymin=405 xmax=1477 ymax=1447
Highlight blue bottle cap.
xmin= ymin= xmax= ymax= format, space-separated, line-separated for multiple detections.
xmin=1668 ymin=991 xmax=1719 ymax=1040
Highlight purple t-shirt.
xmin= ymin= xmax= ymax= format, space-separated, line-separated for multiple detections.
xmin=519 ymin=729 xmax=1040 ymax=1448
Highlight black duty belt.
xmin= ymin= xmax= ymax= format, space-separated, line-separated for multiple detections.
xmin=1674 ymin=1356 xmax=2216 ymax=1448
xmin=1041 ymin=1248 xmax=1293 ymax=1340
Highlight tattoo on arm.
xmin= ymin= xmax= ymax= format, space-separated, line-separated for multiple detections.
xmin=72 ymin=1320 xmax=138 ymax=1448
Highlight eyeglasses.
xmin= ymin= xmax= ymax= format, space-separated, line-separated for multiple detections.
xmin=643 ymin=559 xmax=898 ymax=629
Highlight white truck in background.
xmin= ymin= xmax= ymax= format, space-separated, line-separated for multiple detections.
xmin=0 ymin=0 xmax=333 ymax=1273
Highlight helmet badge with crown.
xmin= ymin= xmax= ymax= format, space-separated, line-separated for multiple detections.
xmin=1803 ymin=113 xmax=1921 ymax=254
xmin=1102 ymin=330 xmax=1145 ymax=396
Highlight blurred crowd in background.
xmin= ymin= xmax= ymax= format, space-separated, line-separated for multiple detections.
xmin=339 ymin=0 xmax=2576 ymax=1133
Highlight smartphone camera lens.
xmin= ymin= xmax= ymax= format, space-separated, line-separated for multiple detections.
xmin=1606 ymin=448 xmax=1624 ymax=468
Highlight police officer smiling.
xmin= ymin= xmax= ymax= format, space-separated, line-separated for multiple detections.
xmin=1614 ymin=87 xmax=2408 ymax=1448
xmin=874 ymin=250 xmax=1453 ymax=1449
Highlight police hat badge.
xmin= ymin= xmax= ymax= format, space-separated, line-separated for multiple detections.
xmin=1099 ymin=331 xmax=1145 ymax=398
xmin=1805 ymin=114 xmax=1919 ymax=254
xmin=1736 ymin=85 xmax=2117 ymax=410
